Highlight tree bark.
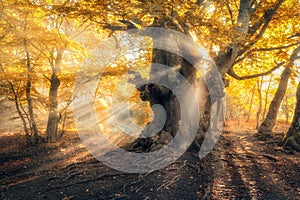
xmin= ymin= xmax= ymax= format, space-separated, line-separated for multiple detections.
xmin=125 ymin=0 xmax=284 ymax=151
xmin=258 ymin=67 xmax=291 ymax=135
xmin=12 ymin=85 xmax=31 ymax=145
xmin=280 ymin=81 xmax=300 ymax=150
xmin=128 ymin=21 xmax=182 ymax=151
xmin=46 ymin=49 xmax=63 ymax=142
xmin=258 ymin=46 xmax=300 ymax=136
xmin=24 ymin=38 xmax=39 ymax=144
xmin=247 ymin=83 xmax=256 ymax=122
xmin=0 ymin=64 xmax=32 ymax=144
xmin=46 ymin=72 xmax=61 ymax=142
xmin=284 ymin=95 xmax=289 ymax=124
xmin=223 ymin=0 xmax=284 ymax=78
xmin=215 ymin=0 xmax=252 ymax=76
xmin=256 ymin=78 xmax=263 ymax=129
xmin=262 ymin=75 xmax=273 ymax=120
xmin=127 ymin=18 xmax=209 ymax=152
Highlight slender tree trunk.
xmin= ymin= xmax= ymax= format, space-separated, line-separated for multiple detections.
xmin=46 ymin=72 xmax=61 ymax=142
xmin=46 ymin=49 xmax=63 ymax=142
xmin=0 ymin=64 xmax=31 ymax=144
xmin=60 ymin=109 xmax=67 ymax=137
xmin=284 ymin=95 xmax=289 ymax=124
xmin=247 ymin=84 xmax=256 ymax=122
xmin=10 ymin=83 xmax=31 ymax=145
xmin=262 ymin=75 xmax=273 ymax=120
xmin=18 ymin=95 xmax=32 ymax=132
xmin=258 ymin=67 xmax=291 ymax=135
xmin=24 ymin=38 xmax=39 ymax=144
xmin=256 ymin=78 xmax=263 ymax=129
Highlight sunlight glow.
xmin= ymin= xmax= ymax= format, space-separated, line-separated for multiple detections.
xmin=212 ymin=45 xmax=220 ymax=53
xmin=207 ymin=4 xmax=215 ymax=13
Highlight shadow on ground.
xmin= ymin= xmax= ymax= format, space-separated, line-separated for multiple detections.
xmin=1 ymin=123 xmax=300 ymax=199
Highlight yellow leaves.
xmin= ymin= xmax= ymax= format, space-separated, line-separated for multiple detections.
xmin=0 ymin=0 xmax=298 ymax=126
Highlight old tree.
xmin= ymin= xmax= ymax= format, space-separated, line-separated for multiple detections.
xmin=59 ymin=0 xmax=299 ymax=150
xmin=0 ymin=0 xmax=299 ymax=150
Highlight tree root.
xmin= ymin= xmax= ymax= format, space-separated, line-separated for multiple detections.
xmin=282 ymin=133 xmax=300 ymax=152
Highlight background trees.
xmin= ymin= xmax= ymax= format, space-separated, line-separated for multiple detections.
xmin=258 ymin=46 xmax=300 ymax=137
xmin=0 ymin=0 xmax=84 ymax=143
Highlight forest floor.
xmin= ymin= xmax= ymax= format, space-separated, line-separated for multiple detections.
xmin=1 ymin=119 xmax=300 ymax=200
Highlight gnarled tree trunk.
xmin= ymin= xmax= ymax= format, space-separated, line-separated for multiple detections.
xmin=127 ymin=18 xmax=213 ymax=152
xmin=125 ymin=0 xmax=284 ymax=152
xmin=280 ymin=81 xmax=300 ymax=150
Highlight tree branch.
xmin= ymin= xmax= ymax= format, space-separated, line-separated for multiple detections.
xmin=253 ymin=0 xmax=284 ymax=41
xmin=290 ymin=45 xmax=300 ymax=62
xmin=195 ymin=0 xmax=204 ymax=6
xmin=225 ymin=3 xmax=234 ymax=25
xmin=228 ymin=61 xmax=285 ymax=80
xmin=247 ymin=2 xmax=263 ymax=35
xmin=234 ymin=42 xmax=300 ymax=64
xmin=42 ymin=73 xmax=51 ymax=81
xmin=252 ymin=41 xmax=300 ymax=52
xmin=119 ymin=19 xmax=138 ymax=29
xmin=288 ymin=33 xmax=300 ymax=39
xmin=241 ymin=0 xmax=285 ymax=54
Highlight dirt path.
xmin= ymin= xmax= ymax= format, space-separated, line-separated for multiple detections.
xmin=207 ymin=133 xmax=300 ymax=199
xmin=1 ymin=122 xmax=300 ymax=199
xmin=206 ymin=124 xmax=300 ymax=199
